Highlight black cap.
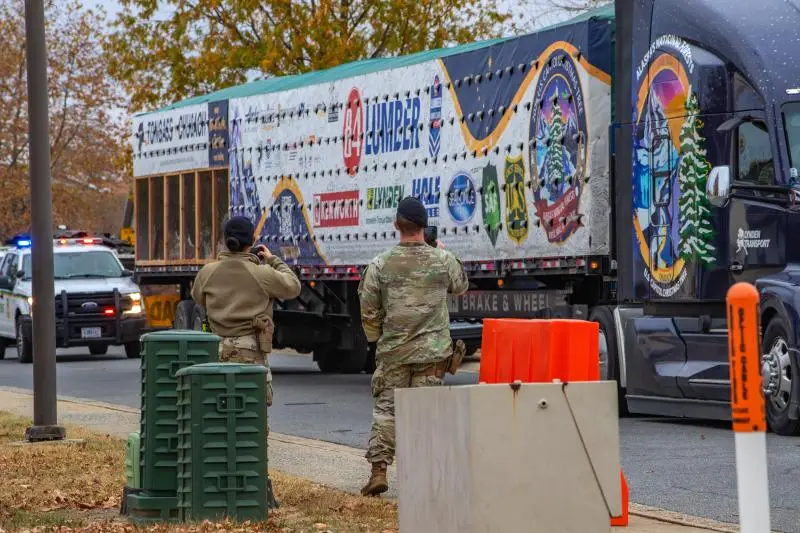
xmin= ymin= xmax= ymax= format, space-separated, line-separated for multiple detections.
xmin=224 ymin=216 xmax=255 ymax=247
xmin=396 ymin=196 xmax=428 ymax=228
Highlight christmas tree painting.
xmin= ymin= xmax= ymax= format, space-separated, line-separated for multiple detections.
xmin=545 ymin=93 xmax=566 ymax=196
xmin=677 ymin=89 xmax=716 ymax=266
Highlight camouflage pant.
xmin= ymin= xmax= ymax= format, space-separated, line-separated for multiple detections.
xmin=365 ymin=360 xmax=445 ymax=465
xmin=219 ymin=335 xmax=274 ymax=409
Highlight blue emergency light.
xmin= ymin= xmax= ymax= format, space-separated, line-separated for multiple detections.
xmin=17 ymin=239 xmax=31 ymax=247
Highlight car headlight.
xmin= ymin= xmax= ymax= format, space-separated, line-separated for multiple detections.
xmin=124 ymin=292 xmax=143 ymax=315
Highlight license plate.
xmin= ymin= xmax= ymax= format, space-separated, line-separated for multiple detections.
xmin=81 ymin=327 xmax=102 ymax=339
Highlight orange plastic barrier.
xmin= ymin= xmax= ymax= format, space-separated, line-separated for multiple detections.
xmin=610 ymin=470 xmax=629 ymax=527
xmin=479 ymin=318 xmax=628 ymax=527
xmin=479 ymin=318 xmax=600 ymax=384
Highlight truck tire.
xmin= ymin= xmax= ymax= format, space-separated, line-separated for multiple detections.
xmin=315 ymin=346 xmax=367 ymax=374
xmin=0 ymin=339 xmax=8 ymax=360
xmin=173 ymin=300 xmax=195 ymax=330
xmin=192 ymin=304 xmax=206 ymax=331
xmin=315 ymin=325 xmax=370 ymax=374
xmin=589 ymin=306 xmax=627 ymax=415
xmin=465 ymin=341 xmax=480 ymax=357
xmin=89 ymin=344 xmax=108 ymax=356
xmin=761 ymin=316 xmax=800 ymax=436
xmin=16 ymin=319 xmax=32 ymax=364
xmin=124 ymin=341 xmax=141 ymax=359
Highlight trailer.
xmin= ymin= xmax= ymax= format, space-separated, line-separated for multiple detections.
xmin=131 ymin=0 xmax=800 ymax=435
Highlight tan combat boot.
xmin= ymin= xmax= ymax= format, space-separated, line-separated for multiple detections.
xmin=361 ymin=461 xmax=389 ymax=496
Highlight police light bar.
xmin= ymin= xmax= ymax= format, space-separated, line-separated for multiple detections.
xmin=17 ymin=239 xmax=31 ymax=247
xmin=53 ymin=237 xmax=103 ymax=246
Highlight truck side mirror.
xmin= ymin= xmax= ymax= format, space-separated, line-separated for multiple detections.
xmin=707 ymin=165 xmax=731 ymax=208
xmin=121 ymin=269 xmax=134 ymax=277
xmin=15 ymin=270 xmax=24 ymax=279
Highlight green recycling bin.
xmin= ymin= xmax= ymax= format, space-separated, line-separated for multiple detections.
xmin=176 ymin=363 xmax=268 ymax=523
xmin=140 ymin=329 xmax=220 ymax=495
xmin=125 ymin=432 xmax=141 ymax=489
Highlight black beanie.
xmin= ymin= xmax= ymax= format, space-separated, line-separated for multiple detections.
xmin=224 ymin=216 xmax=255 ymax=249
xmin=396 ymin=196 xmax=428 ymax=228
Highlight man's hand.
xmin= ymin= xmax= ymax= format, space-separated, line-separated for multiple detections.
xmin=255 ymin=244 xmax=272 ymax=261
xmin=436 ymin=239 xmax=446 ymax=250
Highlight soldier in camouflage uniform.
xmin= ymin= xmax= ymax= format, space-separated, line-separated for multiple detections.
xmin=358 ymin=197 xmax=469 ymax=496
xmin=191 ymin=216 xmax=301 ymax=507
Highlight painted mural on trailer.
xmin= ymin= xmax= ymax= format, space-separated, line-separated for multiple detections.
xmin=131 ymin=16 xmax=614 ymax=267
xmin=529 ymin=49 xmax=588 ymax=244
xmin=632 ymin=35 xmax=718 ymax=299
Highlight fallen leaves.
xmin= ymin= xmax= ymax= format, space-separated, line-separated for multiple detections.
xmin=0 ymin=412 xmax=399 ymax=532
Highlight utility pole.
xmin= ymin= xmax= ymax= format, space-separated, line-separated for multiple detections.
xmin=24 ymin=0 xmax=64 ymax=442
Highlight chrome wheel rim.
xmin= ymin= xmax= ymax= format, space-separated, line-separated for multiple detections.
xmin=598 ymin=328 xmax=610 ymax=381
xmin=762 ymin=337 xmax=793 ymax=412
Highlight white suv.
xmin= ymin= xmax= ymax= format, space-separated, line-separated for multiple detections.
xmin=0 ymin=238 xmax=146 ymax=363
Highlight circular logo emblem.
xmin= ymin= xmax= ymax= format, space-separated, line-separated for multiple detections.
xmin=342 ymin=87 xmax=363 ymax=175
xmin=447 ymin=171 xmax=477 ymax=224
xmin=632 ymin=49 xmax=697 ymax=298
xmin=528 ymin=49 xmax=588 ymax=244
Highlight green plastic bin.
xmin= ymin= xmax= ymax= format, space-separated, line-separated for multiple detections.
xmin=176 ymin=363 xmax=268 ymax=523
xmin=125 ymin=432 xmax=141 ymax=489
xmin=140 ymin=329 xmax=220 ymax=495
xmin=126 ymin=492 xmax=179 ymax=524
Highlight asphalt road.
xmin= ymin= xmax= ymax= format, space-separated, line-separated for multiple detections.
xmin=1 ymin=347 xmax=799 ymax=532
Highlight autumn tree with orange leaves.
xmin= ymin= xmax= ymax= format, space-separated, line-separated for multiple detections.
xmin=0 ymin=0 xmax=128 ymax=239
xmin=107 ymin=0 xmax=519 ymax=111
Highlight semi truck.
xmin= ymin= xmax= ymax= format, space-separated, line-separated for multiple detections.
xmin=129 ymin=0 xmax=800 ymax=435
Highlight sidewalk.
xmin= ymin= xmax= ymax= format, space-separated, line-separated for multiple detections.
xmin=0 ymin=386 xmax=741 ymax=533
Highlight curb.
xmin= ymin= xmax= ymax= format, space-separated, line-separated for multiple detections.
xmin=0 ymin=386 xmax=745 ymax=532
xmin=629 ymin=504 xmax=739 ymax=532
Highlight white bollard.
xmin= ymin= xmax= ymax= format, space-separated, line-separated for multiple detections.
xmin=726 ymin=282 xmax=771 ymax=533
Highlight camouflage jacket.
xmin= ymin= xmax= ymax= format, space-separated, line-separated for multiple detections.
xmin=358 ymin=242 xmax=469 ymax=365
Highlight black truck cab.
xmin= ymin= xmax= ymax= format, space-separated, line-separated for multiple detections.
xmin=613 ymin=0 xmax=800 ymax=434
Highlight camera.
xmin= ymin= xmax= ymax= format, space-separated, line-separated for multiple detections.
xmin=250 ymin=245 xmax=262 ymax=256
xmin=423 ymin=226 xmax=438 ymax=247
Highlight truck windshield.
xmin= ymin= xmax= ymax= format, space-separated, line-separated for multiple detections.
xmin=22 ymin=251 xmax=123 ymax=280
xmin=784 ymin=103 xmax=800 ymax=179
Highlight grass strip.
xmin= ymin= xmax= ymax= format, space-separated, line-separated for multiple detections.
xmin=0 ymin=412 xmax=397 ymax=532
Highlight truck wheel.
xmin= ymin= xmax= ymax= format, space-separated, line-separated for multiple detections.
xmin=315 ymin=345 xmax=368 ymax=374
xmin=761 ymin=317 xmax=800 ymax=436
xmin=173 ymin=300 xmax=195 ymax=330
xmin=192 ymin=304 xmax=206 ymax=331
xmin=465 ymin=341 xmax=480 ymax=357
xmin=315 ymin=324 xmax=370 ymax=374
xmin=589 ymin=306 xmax=627 ymax=415
xmin=16 ymin=319 xmax=32 ymax=364
xmin=89 ymin=344 xmax=108 ymax=356
xmin=124 ymin=341 xmax=141 ymax=359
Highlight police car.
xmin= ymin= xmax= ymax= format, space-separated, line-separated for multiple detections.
xmin=0 ymin=237 xmax=146 ymax=362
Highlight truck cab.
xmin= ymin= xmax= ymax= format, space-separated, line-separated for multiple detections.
xmin=611 ymin=0 xmax=800 ymax=435
xmin=0 ymin=238 xmax=146 ymax=362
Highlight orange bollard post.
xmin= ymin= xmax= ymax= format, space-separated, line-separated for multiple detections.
xmin=726 ymin=282 xmax=770 ymax=533
xmin=610 ymin=470 xmax=629 ymax=527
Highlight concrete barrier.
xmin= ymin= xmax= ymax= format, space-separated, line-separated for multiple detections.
xmin=396 ymin=381 xmax=621 ymax=533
